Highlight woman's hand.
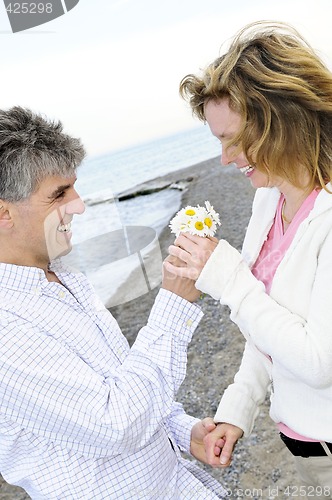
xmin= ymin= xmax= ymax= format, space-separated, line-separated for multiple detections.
xmin=164 ymin=233 xmax=218 ymax=281
xmin=203 ymin=422 xmax=244 ymax=467
xmin=190 ymin=417 xmax=225 ymax=466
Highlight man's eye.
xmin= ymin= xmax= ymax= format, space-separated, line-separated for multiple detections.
xmin=55 ymin=192 xmax=65 ymax=200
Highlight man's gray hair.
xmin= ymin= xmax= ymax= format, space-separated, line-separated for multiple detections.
xmin=0 ymin=106 xmax=86 ymax=202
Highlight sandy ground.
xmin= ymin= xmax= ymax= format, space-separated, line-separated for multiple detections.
xmin=1 ymin=157 xmax=300 ymax=499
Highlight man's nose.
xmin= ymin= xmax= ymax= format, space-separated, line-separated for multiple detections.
xmin=66 ymin=195 xmax=85 ymax=215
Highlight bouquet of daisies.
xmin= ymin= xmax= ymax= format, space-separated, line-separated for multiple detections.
xmin=169 ymin=201 xmax=220 ymax=237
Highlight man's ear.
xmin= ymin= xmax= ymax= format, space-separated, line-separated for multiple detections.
xmin=0 ymin=201 xmax=14 ymax=228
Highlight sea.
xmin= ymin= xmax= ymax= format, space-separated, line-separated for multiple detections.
xmin=63 ymin=125 xmax=221 ymax=307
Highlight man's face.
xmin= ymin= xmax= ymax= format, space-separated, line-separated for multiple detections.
xmin=9 ymin=175 xmax=85 ymax=269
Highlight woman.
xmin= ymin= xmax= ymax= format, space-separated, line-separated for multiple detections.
xmin=165 ymin=21 xmax=332 ymax=492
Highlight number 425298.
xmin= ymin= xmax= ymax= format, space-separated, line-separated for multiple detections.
xmin=6 ymin=3 xmax=53 ymax=14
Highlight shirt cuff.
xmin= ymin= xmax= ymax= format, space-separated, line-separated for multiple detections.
xmin=147 ymin=288 xmax=203 ymax=341
xmin=168 ymin=411 xmax=200 ymax=454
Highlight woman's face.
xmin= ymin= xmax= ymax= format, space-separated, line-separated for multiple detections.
xmin=204 ymin=98 xmax=273 ymax=189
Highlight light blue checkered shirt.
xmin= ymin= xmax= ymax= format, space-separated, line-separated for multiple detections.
xmin=0 ymin=260 xmax=226 ymax=499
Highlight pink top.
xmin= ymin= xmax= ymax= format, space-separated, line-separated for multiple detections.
xmin=251 ymin=188 xmax=320 ymax=441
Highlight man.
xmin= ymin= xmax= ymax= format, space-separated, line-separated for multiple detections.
xmin=0 ymin=107 xmax=226 ymax=499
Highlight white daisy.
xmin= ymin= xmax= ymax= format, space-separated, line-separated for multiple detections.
xmin=169 ymin=201 xmax=221 ymax=237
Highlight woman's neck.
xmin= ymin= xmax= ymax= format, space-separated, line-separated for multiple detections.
xmin=279 ymin=180 xmax=314 ymax=225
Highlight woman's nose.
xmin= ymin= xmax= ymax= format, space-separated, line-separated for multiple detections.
xmin=221 ymin=148 xmax=232 ymax=166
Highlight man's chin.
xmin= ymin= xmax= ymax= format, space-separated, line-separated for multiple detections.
xmin=48 ymin=244 xmax=73 ymax=261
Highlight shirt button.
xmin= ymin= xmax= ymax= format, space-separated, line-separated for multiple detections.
xmin=186 ymin=319 xmax=193 ymax=327
xmin=58 ymin=291 xmax=66 ymax=299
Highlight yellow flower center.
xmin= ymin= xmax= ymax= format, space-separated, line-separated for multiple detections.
xmin=204 ymin=217 xmax=213 ymax=228
xmin=185 ymin=209 xmax=196 ymax=216
xmin=194 ymin=221 xmax=204 ymax=231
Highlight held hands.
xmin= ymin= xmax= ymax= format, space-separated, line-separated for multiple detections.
xmin=164 ymin=233 xmax=218 ymax=281
xmin=190 ymin=418 xmax=224 ymax=465
xmin=162 ymin=255 xmax=201 ymax=302
xmin=203 ymin=422 xmax=244 ymax=467
xmin=190 ymin=419 xmax=243 ymax=468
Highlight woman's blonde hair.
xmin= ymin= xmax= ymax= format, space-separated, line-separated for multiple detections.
xmin=180 ymin=21 xmax=332 ymax=191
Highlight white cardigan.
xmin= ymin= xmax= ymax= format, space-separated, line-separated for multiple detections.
xmin=196 ymin=185 xmax=332 ymax=441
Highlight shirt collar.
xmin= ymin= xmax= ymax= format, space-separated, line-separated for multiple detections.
xmin=0 ymin=259 xmax=67 ymax=293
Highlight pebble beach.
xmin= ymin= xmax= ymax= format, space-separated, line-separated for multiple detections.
xmin=1 ymin=156 xmax=299 ymax=499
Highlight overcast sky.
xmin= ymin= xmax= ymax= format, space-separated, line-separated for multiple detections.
xmin=0 ymin=0 xmax=331 ymax=156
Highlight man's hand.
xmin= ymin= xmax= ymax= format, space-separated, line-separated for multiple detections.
xmin=162 ymin=255 xmax=200 ymax=302
xmin=203 ymin=422 xmax=243 ymax=467
xmin=190 ymin=418 xmax=225 ymax=466
xmin=164 ymin=233 xmax=218 ymax=281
